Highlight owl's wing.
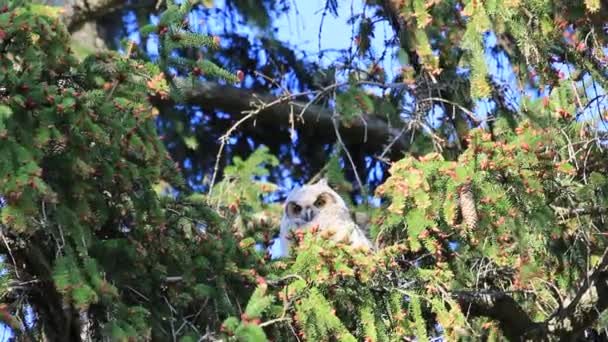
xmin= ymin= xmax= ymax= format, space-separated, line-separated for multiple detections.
xmin=349 ymin=224 xmax=374 ymax=249
xmin=321 ymin=210 xmax=374 ymax=250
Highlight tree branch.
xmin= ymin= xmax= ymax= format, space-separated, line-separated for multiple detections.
xmin=61 ymin=0 xmax=133 ymax=33
xmin=540 ymin=251 xmax=608 ymax=340
xmin=455 ymin=290 xmax=540 ymax=341
xmin=456 ymin=251 xmax=608 ymax=340
xmin=168 ymin=79 xmax=409 ymax=153
xmin=59 ymin=1 xmax=410 ymax=155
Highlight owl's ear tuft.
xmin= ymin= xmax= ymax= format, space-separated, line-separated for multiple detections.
xmin=316 ymin=178 xmax=328 ymax=186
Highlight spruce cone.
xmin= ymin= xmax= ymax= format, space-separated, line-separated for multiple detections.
xmin=45 ymin=137 xmax=68 ymax=156
xmin=459 ymin=181 xmax=478 ymax=230
xmin=56 ymin=78 xmax=72 ymax=90
xmin=55 ymin=74 xmax=84 ymax=91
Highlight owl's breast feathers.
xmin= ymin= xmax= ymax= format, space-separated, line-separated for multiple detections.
xmin=297 ymin=208 xmax=373 ymax=250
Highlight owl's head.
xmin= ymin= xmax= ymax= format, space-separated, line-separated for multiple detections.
xmin=282 ymin=179 xmax=347 ymax=226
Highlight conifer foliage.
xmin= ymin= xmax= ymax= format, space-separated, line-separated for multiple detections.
xmin=0 ymin=1 xmax=259 ymax=340
xmin=1 ymin=0 xmax=608 ymax=341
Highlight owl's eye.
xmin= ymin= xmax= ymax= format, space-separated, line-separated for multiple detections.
xmin=314 ymin=196 xmax=326 ymax=208
xmin=288 ymin=202 xmax=302 ymax=214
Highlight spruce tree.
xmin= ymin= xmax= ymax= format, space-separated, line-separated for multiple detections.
xmin=1 ymin=0 xmax=608 ymax=341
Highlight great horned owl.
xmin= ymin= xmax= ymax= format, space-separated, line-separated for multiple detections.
xmin=276 ymin=179 xmax=373 ymax=257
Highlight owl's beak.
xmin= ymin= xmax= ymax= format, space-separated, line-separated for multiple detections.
xmin=303 ymin=207 xmax=314 ymax=222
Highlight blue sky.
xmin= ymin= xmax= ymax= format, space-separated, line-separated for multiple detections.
xmin=273 ymin=1 xmax=396 ymax=69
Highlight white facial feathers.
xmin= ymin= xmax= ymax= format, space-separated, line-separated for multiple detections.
xmin=276 ymin=179 xmax=373 ymax=257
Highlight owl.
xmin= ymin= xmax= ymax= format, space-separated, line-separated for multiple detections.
xmin=277 ymin=179 xmax=373 ymax=257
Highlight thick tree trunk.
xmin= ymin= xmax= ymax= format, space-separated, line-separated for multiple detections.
xmin=13 ymin=236 xmax=85 ymax=342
